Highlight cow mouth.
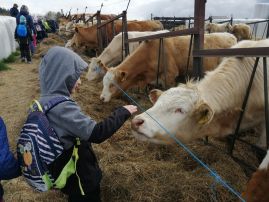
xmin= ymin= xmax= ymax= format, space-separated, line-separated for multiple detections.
xmin=132 ymin=130 xmax=166 ymax=144
xmin=132 ymin=130 xmax=151 ymax=140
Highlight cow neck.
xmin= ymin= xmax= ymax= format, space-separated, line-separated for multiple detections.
xmin=197 ymin=57 xmax=257 ymax=115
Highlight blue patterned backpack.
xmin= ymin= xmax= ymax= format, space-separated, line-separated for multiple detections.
xmin=17 ymin=97 xmax=84 ymax=194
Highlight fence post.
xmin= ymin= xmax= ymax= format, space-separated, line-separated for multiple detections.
xmin=193 ymin=0 xmax=206 ymax=79
xmin=266 ymin=19 xmax=269 ymax=39
xmin=122 ymin=10 xmax=129 ymax=57
xmin=97 ymin=10 xmax=103 ymax=54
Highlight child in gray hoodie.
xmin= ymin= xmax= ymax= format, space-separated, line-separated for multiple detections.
xmin=38 ymin=46 xmax=137 ymax=202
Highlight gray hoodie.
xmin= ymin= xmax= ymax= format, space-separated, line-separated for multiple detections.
xmin=39 ymin=46 xmax=96 ymax=149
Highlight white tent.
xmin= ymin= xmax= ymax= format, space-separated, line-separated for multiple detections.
xmin=0 ymin=16 xmax=18 ymax=60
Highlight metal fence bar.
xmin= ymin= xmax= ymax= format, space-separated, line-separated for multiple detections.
xmin=246 ymin=19 xmax=269 ymax=25
xmin=229 ymin=57 xmax=260 ymax=155
xmin=85 ymin=12 xmax=98 ymax=23
xmin=263 ymin=57 xmax=269 ymax=149
xmin=128 ymin=28 xmax=197 ymax=43
xmin=153 ymin=16 xmax=194 ymax=21
xmin=193 ymin=47 xmax=269 ymax=57
xmin=97 ymin=13 xmax=124 ymax=28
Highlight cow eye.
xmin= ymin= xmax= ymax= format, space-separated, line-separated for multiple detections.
xmin=175 ymin=108 xmax=184 ymax=113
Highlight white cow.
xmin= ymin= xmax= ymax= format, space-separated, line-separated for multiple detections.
xmin=131 ymin=39 xmax=269 ymax=145
xmin=86 ymin=30 xmax=169 ymax=81
xmin=205 ymin=22 xmax=232 ymax=33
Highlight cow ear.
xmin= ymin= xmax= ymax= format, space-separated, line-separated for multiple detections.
xmin=193 ymin=102 xmax=214 ymax=125
xmin=149 ymin=89 xmax=163 ymax=104
xmin=98 ymin=61 xmax=109 ymax=72
xmin=118 ymin=71 xmax=127 ymax=82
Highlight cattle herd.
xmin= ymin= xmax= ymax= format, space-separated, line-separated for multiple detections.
xmin=57 ymin=13 xmax=269 ymax=201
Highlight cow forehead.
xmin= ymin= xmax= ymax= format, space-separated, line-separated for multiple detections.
xmin=154 ymin=87 xmax=199 ymax=110
xmin=103 ymin=71 xmax=115 ymax=85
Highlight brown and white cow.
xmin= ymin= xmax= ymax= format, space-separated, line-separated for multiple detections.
xmin=231 ymin=23 xmax=251 ymax=41
xmin=68 ymin=20 xmax=164 ymax=50
xmin=87 ymin=30 xmax=169 ymax=81
xmin=242 ymin=149 xmax=269 ymax=201
xmin=131 ymin=39 xmax=269 ymax=145
xmin=100 ymin=32 xmax=237 ymax=102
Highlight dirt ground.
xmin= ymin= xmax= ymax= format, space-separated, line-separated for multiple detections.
xmin=0 ymin=34 xmax=261 ymax=202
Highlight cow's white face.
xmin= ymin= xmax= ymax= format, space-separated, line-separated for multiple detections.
xmin=100 ymin=71 xmax=117 ymax=102
xmin=100 ymin=68 xmax=128 ymax=102
xmin=87 ymin=58 xmax=105 ymax=81
xmin=131 ymin=86 xmax=214 ymax=144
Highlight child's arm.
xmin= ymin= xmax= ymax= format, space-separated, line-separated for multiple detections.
xmin=89 ymin=105 xmax=137 ymax=143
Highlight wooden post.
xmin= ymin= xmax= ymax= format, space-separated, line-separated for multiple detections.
xmin=96 ymin=10 xmax=103 ymax=54
xmin=122 ymin=11 xmax=129 ymax=57
xmin=193 ymin=0 xmax=206 ymax=79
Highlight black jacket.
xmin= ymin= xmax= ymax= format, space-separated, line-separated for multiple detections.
xmin=9 ymin=7 xmax=18 ymax=17
xmin=48 ymin=107 xmax=131 ymax=195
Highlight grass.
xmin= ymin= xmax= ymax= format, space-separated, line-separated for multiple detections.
xmin=0 ymin=61 xmax=10 ymax=71
xmin=2 ymin=51 xmax=20 ymax=63
xmin=0 ymin=51 xmax=20 ymax=71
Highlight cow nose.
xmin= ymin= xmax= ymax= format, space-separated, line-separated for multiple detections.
xmin=131 ymin=118 xmax=144 ymax=130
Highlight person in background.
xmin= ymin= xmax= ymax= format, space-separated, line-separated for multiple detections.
xmin=0 ymin=117 xmax=21 ymax=202
xmin=16 ymin=5 xmax=36 ymax=57
xmin=9 ymin=3 xmax=19 ymax=18
xmin=15 ymin=15 xmax=33 ymax=63
xmin=34 ymin=17 xmax=47 ymax=43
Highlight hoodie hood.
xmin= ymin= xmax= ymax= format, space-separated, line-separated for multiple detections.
xmin=39 ymin=46 xmax=88 ymax=97
xmin=20 ymin=5 xmax=29 ymax=16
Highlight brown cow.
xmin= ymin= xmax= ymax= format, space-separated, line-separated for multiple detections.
xmin=100 ymin=33 xmax=237 ymax=102
xmin=243 ymin=149 xmax=269 ymax=202
xmin=68 ymin=20 xmax=164 ymax=49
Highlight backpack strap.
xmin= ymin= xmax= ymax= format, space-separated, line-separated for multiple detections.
xmin=43 ymin=96 xmax=73 ymax=114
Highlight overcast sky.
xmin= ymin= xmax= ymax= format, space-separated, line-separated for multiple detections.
xmin=0 ymin=0 xmax=265 ymax=19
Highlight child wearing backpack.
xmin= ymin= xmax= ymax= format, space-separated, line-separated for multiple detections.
xmin=0 ymin=117 xmax=21 ymax=202
xmin=15 ymin=15 xmax=33 ymax=63
xmin=18 ymin=46 xmax=137 ymax=202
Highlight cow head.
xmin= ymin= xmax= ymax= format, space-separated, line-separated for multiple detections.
xmin=225 ymin=22 xmax=232 ymax=32
xmin=131 ymin=85 xmax=214 ymax=144
xmin=100 ymin=68 xmax=129 ymax=102
xmin=87 ymin=58 xmax=107 ymax=82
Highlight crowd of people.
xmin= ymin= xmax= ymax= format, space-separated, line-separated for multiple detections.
xmin=9 ymin=3 xmax=58 ymax=63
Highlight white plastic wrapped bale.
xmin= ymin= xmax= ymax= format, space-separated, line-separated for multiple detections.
xmin=0 ymin=16 xmax=18 ymax=60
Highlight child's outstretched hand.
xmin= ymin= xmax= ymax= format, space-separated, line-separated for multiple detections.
xmin=123 ymin=105 xmax=138 ymax=115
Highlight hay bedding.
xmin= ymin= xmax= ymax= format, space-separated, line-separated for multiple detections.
xmin=1 ymin=33 xmax=260 ymax=202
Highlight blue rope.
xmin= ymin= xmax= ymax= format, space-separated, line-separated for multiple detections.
xmin=111 ymin=81 xmax=246 ymax=202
